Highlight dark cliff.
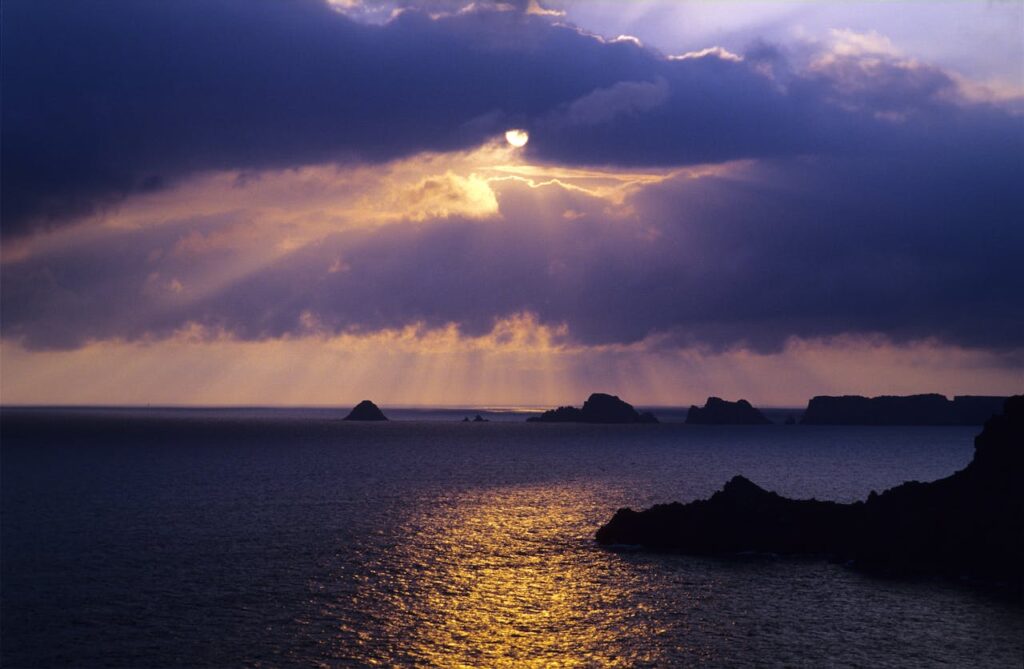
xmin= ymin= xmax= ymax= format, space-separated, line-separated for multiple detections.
xmin=597 ymin=396 xmax=1023 ymax=593
xmin=953 ymin=395 xmax=1011 ymax=425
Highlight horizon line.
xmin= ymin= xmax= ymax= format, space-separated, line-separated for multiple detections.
xmin=1 ymin=394 xmax=1008 ymax=412
xmin=0 ymin=402 xmax=812 ymax=411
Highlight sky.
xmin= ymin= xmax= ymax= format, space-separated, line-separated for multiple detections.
xmin=1 ymin=0 xmax=1022 ymax=407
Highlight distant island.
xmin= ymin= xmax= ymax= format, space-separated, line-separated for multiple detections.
xmin=597 ymin=396 xmax=1023 ymax=594
xmin=527 ymin=393 xmax=658 ymax=423
xmin=343 ymin=400 xmax=388 ymax=421
xmin=686 ymin=397 xmax=772 ymax=425
xmin=800 ymin=394 xmax=1007 ymax=425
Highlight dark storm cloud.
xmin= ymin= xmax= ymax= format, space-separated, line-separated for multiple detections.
xmin=1 ymin=0 xmax=638 ymax=235
xmin=2 ymin=0 xmax=1022 ymax=354
xmin=7 ymin=0 xmax=1017 ymax=237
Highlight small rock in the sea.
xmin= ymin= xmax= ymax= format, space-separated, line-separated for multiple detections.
xmin=343 ymin=400 xmax=388 ymax=421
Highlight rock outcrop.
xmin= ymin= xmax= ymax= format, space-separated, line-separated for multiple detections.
xmin=343 ymin=400 xmax=388 ymax=421
xmin=527 ymin=393 xmax=658 ymax=424
xmin=597 ymin=396 xmax=1023 ymax=593
xmin=686 ymin=397 xmax=772 ymax=425
xmin=800 ymin=393 xmax=1007 ymax=425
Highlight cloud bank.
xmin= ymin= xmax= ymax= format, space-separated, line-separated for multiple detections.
xmin=2 ymin=0 xmax=1021 ymax=375
xmin=5 ymin=1 xmax=1019 ymax=235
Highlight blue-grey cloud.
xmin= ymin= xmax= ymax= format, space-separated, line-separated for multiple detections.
xmin=3 ymin=145 xmax=1021 ymax=353
xmin=2 ymin=0 xmax=1022 ymax=356
xmin=5 ymin=0 xmax=1020 ymax=237
xmin=1 ymin=0 xmax=630 ymax=235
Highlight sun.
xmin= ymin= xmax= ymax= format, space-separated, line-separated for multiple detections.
xmin=505 ymin=129 xmax=529 ymax=148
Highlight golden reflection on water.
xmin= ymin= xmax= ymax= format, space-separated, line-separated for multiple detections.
xmin=347 ymin=484 xmax=669 ymax=667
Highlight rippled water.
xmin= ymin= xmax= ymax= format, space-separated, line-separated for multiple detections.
xmin=2 ymin=409 xmax=1021 ymax=667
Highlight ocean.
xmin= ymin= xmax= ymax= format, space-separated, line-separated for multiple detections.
xmin=1 ymin=408 xmax=1021 ymax=667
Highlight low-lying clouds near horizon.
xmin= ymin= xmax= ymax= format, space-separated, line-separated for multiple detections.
xmin=2 ymin=0 xmax=1022 ymax=405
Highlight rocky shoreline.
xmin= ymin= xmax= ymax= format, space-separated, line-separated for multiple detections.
xmin=597 ymin=396 xmax=1023 ymax=595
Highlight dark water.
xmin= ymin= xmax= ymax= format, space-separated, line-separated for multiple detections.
xmin=2 ymin=408 xmax=1020 ymax=667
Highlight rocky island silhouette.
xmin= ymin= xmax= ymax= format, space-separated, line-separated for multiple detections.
xmin=343 ymin=400 xmax=388 ymax=421
xmin=800 ymin=394 xmax=1007 ymax=425
xmin=686 ymin=397 xmax=772 ymax=425
xmin=597 ymin=396 xmax=1023 ymax=595
xmin=527 ymin=393 xmax=658 ymax=423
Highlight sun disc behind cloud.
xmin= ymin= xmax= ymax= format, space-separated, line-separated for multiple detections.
xmin=505 ymin=129 xmax=529 ymax=148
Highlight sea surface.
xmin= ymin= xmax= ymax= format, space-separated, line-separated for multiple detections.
xmin=2 ymin=408 xmax=1021 ymax=667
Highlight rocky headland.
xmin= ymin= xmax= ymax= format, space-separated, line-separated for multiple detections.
xmin=527 ymin=393 xmax=658 ymax=424
xmin=343 ymin=400 xmax=388 ymax=421
xmin=686 ymin=397 xmax=772 ymax=425
xmin=597 ymin=396 xmax=1023 ymax=594
xmin=800 ymin=393 xmax=1007 ymax=425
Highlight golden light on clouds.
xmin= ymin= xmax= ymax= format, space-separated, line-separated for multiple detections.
xmin=0 ymin=136 xmax=693 ymax=273
xmin=0 ymin=147 xmax=722 ymax=266
xmin=3 ymin=137 xmax=1015 ymax=410
xmin=2 ymin=323 xmax=1019 ymax=408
